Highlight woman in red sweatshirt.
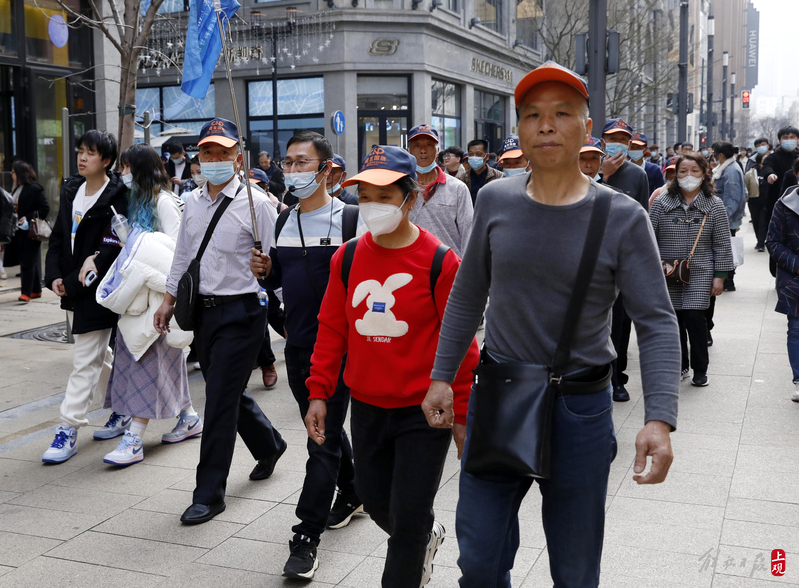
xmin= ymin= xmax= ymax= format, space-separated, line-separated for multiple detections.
xmin=303 ymin=146 xmax=478 ymax=587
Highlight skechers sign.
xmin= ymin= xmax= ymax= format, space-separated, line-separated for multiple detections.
xmin=470 ymin=58 xmax=513 ymax=83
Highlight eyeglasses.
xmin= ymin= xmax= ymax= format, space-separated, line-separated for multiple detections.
xmin=284 ymin=158 xmax=321 ymax=170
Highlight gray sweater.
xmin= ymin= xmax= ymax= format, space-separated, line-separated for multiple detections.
xmin=431 ymin=176 xmax=680 ymax=430
xmin=604 ymin=160 xmax=650 ymax=209
xmin=409 ymin=172 xmax=473 ymax=257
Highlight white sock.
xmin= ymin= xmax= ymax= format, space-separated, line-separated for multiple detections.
xmin=180 ymin=406 xmax=198 ymax=418
xmin=129 ymin=420 xmax=147 ymax=438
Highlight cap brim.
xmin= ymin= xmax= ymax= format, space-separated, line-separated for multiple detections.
xmin=665 ymin=165 xmax=676 ymax=171
xmin=198 ymin=136 xmax=238 ymax=148
xmin=248 ymin=178 xmax=263 ymax=184
xmin=408 ymin=132 xmax=439 ymax=143
xmin=580 ymin=146 xmax=605 ymax=155
xmin=331 ymin=163 xmax=343 ymax=169
xmin=603 ymin=128 xmax=633 ymax=137
xmin=515 ymin=68 xmax=589 ymax=104
xmin=341 ymin=169 xmax=407 ymax=187
xmin=630 ymin=140 xmax=647 ymax=146
xmin=499 ymin=149 xmax=524 ymax=162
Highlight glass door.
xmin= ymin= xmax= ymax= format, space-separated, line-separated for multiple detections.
xmin=358 ymin=115 xmax=410 ymax=162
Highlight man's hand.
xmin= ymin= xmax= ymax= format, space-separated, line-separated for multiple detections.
xmin=600 ymin=151 xmax=626 ymax=180
xmin=453 ymin=422 xmax=466 ymax=460
xmin=171 ymin=177 xmax=182 ymax=187
xmin=711 ymin=277 xmax=724 ymax=297
xmin=768 ymin=173 xmax=778 ymax=184
xmin=633 ymin=420 xmax=673 ymax=484
xmin=305 ymin=399 xmax=327 ymax=445
xmin=154 ymin=297 xmax=175 ymax=335
xmin=79 ymin=254 xmax=98 ymax=286
xmin=250 ymin=248 xmax=272 ymax=279
xmin=422 ymin=380 xmax=454 ymax=428
xmin=51 ymin=278 xmax=66 ymax=297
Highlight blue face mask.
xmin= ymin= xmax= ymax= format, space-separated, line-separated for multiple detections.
xmin=200 ymin=161 xmax=236 ymax=185
xmin=757 ymin=145 xmax=769 ymax=155
xmin=604 ymin=143 xmax=629 ymax=158
xmin=416 ymin=161 xmax=437 ymax=174
xmin=121 ymin=173 xmax=133 ymax=189
xmin=503 ymin=167 xmax=526 ymax=178
xmin=782 ymin=139 xmax=798 ymax=152
xmin=628 ymin=149 xmax=645 ymax=161
xmin=468 ymin=156 xmax=486 ymax=170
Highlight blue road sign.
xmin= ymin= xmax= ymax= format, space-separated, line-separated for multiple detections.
xmin=332 ymin=111 xmax=345 ymax=135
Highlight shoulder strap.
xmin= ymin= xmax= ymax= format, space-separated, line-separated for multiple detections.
xmin=688 ymin=214 xmax=708 ymax=259
xmin=552 ymin=189 xmax=613 ymax=373
xmin=341 ymin=236 xmax=360 ymax=291
xmin=194 ymin=185 xmax=240 ymax=262
xmin=430 ymin=243 xmax=449 ymax=293
xmin=341 ymin=204 xmax=360 ymax=243
xmin=274 ymin=204 xmax=296 ymax=242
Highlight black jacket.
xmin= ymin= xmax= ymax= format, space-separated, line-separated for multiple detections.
xmin=44 ymin=174 xmax=129 ymax=334
xmin=259 ymin=162 xmax=286 ymax=200
xmin=165 ymin=157 xmax=192 ymax=193
xmin=15 ymin=182 xmax=51 ymax=266
xmin=763 ymin=148 xmax=799 ymax=207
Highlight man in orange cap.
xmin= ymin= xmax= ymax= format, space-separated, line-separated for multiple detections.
xmin=424 ymin=61 xmax=680 ymax=587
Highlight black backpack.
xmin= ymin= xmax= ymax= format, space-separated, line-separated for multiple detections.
xmin=340 ymin=237 xmax=450 ymax=304
xmin=274 ymin=203 xmax=360 ymax=243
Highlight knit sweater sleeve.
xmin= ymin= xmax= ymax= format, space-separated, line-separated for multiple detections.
xmin=455 ymin=181 xmax=474 ymax=256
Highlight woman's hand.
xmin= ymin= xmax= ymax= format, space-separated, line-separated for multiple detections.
xmin=711 ymin=277 xmax=724 ymax=297
xmin=79 ymin=254 xmax=99 ymax=286
xmin=154 ymin=298 xmax=175 ymax=335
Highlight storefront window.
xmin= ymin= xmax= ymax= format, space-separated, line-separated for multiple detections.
xmin=134 ymin=84 xmax=215 ymax=145
xmin=0 ymin=0 xmax=16 ymax=55
xmin=357 ymin=76 xmax=411 ymax=162
xmin=431 ymin=79 xmax=461 ymax=149
xmin=248 ymin=77 xmax=325 ymax=161
xmin=474 ymin=89 xmax=505 ymax=154
xmin=25 ymin=0 xmax=90 ymax=68
xmin=474 ymin=0 xmax=503 ymax=33
xmin=515 ymin=0 xmax=542 ymax=49
xmin=357 ymin=76 xmax=409 ymax=111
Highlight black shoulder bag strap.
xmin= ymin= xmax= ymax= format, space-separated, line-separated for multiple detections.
xmin=273 ymin=204 xmax=297 ymax=242
xmin=194 ymin=185 xmax=240 ymax=263
xmin=341 ymin=204 xmax=360 ymax=242
xmin=551 ymin=189 xmax=612 ymax=378
xmin=430 ymin=243 xmax=449 ymax=293
xmin=341 ymin=236 xmax=360 ymax=291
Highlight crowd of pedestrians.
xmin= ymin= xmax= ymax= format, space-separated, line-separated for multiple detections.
xmin=1 ymin=58 xmax=798 ymax=587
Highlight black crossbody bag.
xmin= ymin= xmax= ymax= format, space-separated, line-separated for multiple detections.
xmin=463 ymin=189 xmax=612 ymax=479
xmin=174 ymin=187 xmax=239 ymax=330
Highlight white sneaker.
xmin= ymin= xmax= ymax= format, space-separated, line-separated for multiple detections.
xmin=420 ymin=520 xmax=445 ymax=586
xmin=0 ymin=272 xmax=7 ymax=280
xmin=681 ymin=368 xmax=690 ymax=381
xmin=103 ymin=431 xmax=144 ymax=465
xmin=93 ymin=412 xmax=132 ymax=440
xmin=193 ymin=362 xmax=201 ymax=371
xmin=792 ymin=385 xmax=799 ymax=403
xmin=42 ymin=425 xmax=78 ymax=463
xmin=161 ymin=413 xmax=203 ymax=444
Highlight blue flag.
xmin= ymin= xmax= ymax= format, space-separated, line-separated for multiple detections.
xmin=181 ymin=0 xmax=240 ymax=100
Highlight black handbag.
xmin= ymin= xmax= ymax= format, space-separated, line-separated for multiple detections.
xmin=463 ymin=189 xmax=613 ymax=479
xmin=174 ymin=192 xmax=235 ymax=331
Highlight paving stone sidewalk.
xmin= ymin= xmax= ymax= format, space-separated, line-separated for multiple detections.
xmin=0 ymin=223 xmax=797 ymax=587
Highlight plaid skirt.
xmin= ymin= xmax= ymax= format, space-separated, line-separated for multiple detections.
xmin=104 ymin=331 xmax=191 ymax=419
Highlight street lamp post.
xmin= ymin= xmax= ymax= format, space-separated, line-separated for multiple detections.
xmin=652 ymin=8 xmax=661 ymax=145
xmin=721 ymin=51 xmax=728 ymax=141
xmin=730 ymin=72 xmax=736 ymax=143
xmin=706 ymin=14 xmax=714 ymax=147
xmin=588 ymin=0 xmax=608 ymax=138
xmin=677 ymin=1 xmax=689 ymax=142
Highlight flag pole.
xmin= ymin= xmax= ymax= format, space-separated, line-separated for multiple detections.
xmin=214 ymin=8 xmax=262 ymax=253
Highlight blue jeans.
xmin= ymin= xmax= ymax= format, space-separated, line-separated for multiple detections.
xmin=788 ymin=316 xmax=799 ymax=383
xmin=457 ymin=384 xmax=617 ymax=588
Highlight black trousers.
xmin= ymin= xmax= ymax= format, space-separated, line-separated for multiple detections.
xmin=255 ymin=291 xmax=286 ymax=368
xmin=19 ymin=241 xmax=42 ymax=297
xmin=285 ymin=344 xmax=356 ymax=542
xmin=677 ymin=309 xmax=709 ymax=375
xmin=610 ymin=294 xmax=632 ymax=390
xmin=748 ymin=198 xmax=766 ymax=247
xmin=350 ymin=399 xmax=451 ymax=588
xmin=193 ymin=295 xmax=284 ymax=505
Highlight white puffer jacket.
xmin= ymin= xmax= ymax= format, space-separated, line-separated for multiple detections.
xmin=97 ymin=230 xmax=193 ymax=360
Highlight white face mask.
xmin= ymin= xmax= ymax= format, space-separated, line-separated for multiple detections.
xmin=503 ymin=167 xmax=526 ymax=178
xmin=360 ymin=195 xmax=410 ymax=237
xmin=192 ymin=174 xmax=207 ymax=188
xmin=285 ymin=171 xmax=322 ymax=199
xmin=171 ymin=156 xmax=184 ymax=164
xmin=593 ymin=173 xmax=601 ymax=182
xmin=121 ymin=173 xmax=133 ymax=189
xmin=678 ymin=175 xmax=703 ymax=192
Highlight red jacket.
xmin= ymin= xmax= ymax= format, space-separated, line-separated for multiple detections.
xmin=307 ymin=228 xmax=478 ymax=424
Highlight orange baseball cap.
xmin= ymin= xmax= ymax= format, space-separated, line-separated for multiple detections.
xmin=515 ymin=61 xmax=590 ymax=106
xmin=198 ymin=117 xmax=239 ymax=149
xmin=580 ymin=137 xmax=605 ymax=155
xmin=341 ymin=146 xmax=417 ymax=187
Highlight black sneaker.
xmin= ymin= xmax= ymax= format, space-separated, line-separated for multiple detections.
xmin=283 ymin=534 xmax=319 ymax=579
xmin=613 ymin=385 xmax=630 ymax=402
xmin=327 ymin=492 xmax=364 ymax=529
xmin=691 ymin=373 xmax=709 ymax=387
xmin=755 ymin=244 xmax=766 ymax=252
xmin=707 ymin=332 xmax=713 ymax=347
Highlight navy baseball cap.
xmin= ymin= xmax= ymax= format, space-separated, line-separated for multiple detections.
xmin=407 ymin=124 xmax=439 ymax=143
xmin=603 ymin=118 xmax=633 ymax=137
xmin=631 ymin=132 xmax=648 ymax=146
xmin=342 ymin=146 xmax=417 ymax=187
xmin=580 ymin=137 xmax=605 ymax=155
xmin=248 ymin=168 xmax=268 ymax=184
xmin=515 ymin=61 xmax=589 ymax=105
xmin=331 ymin=154 xmax=346 ymax=171
xmin=198 ymin=117 xmax=239 ymax=148
xmin=664 ymin=155 xmax=680 ymax=171
xmin=498 ymin=135 xmax=524 ymax=162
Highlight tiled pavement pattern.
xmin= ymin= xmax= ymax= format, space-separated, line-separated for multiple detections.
xmin=0 ymin=223 xmax=798 ymax=587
